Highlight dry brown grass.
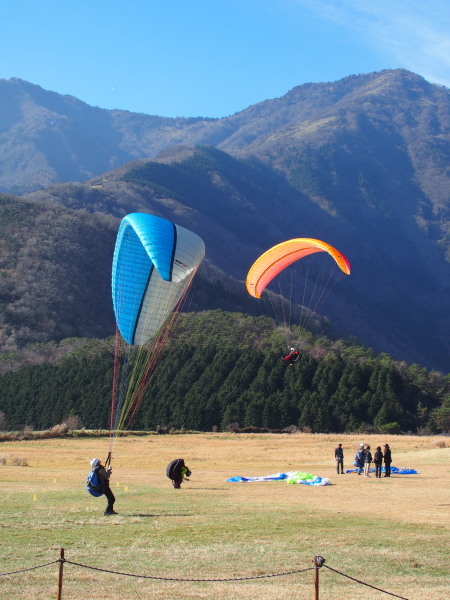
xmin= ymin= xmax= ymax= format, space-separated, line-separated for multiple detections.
xmin=0 ymin=433 xmax=448 ymax=600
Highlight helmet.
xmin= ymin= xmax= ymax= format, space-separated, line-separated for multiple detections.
xmin=90 ymin=458 xmax=100 ymax=467
xmin=290 ymin=347 xmax=296 ymax=353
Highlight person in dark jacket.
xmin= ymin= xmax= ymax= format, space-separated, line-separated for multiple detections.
xmin=383 ymin=444 xmax=392 ymax=477
xmin=364 ymin=445 xmax=372 ymax=477
xmin=334 ymin=443 xmax=344 ymax=474
xmin=167 ymin=458 xmax=192 ymax=489
xmin=373 ymin=446 xmax=383 ymax=478
xmin=90 ymin=458 xmax=117 ymax=515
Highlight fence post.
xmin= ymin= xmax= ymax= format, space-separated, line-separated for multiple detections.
xmin=312 ymin=556 xmax=325 ymax=600
xmin=57 ymin=548 xmax=65 ymax=600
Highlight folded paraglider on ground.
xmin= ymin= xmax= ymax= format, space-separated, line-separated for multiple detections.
xmin=227 ymin=471 xmax=330 ymax=486
xmin=345 ymin=466 xmax=418 ymax=474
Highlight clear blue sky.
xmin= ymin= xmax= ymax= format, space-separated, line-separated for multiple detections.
xmin=2 ymin=0 xmax=449 ymax=118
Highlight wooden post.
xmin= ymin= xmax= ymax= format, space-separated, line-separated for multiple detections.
xmin=312 ymin=556 xmax=325 ymax=600
xmin=57 ymin=548 xmax=65 ymax=600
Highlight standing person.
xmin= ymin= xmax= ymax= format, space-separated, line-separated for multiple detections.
xmin=354 ymin=443 xmax=365 ymax=475
xmin=88 ymin=458 xmax=117 ymax=515
xmin=373 ymin=446 xmax=383 ymax=478
xmin=383 ymin=444 xmax=392 ymax=477
xmin=334 ymin=443 xmax=344 ymax=474
xmin=364 ymin=445 xmax=372 ymax=477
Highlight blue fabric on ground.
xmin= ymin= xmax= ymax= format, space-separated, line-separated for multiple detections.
xmin=345 ymin=466 xmax=418 ymax=474
xmin=227 ymin=473 xmax=289 ymax=482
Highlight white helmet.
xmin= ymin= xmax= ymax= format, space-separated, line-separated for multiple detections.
xmin=90 ymin=458 xmax=100 ymax=467
xmin=290 ymin=347 xmax=296 ymax=353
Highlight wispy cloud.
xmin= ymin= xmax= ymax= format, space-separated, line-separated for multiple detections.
xmin=295 ymin=0 xmax=450 ymax=87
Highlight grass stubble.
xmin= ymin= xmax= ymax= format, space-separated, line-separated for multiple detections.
xmin=0 ymin=433 xmax=448 ymax=599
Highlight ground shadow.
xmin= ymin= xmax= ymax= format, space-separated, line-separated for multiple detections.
xmin=131 ymin=513 xmax=195 ymax=518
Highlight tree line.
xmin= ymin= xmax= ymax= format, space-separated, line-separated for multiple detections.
xmin=0 ymin=312 xmax=448 ymax=434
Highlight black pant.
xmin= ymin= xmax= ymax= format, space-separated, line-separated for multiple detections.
xmin=375 ymin=464 xmax=382 ymax=478
xmin=384 ymin=463 xmax=391 ymax=477
xmin=104 ymin=485 xmax=116 ymax=512
xmin=336 ymin=459 xmax=344 ymax=474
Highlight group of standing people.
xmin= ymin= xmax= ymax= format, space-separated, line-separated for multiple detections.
xmin=334 ymin=442 xmax=392 ymax=477
xmin=354 ymin=442 xmax=392 ymax=477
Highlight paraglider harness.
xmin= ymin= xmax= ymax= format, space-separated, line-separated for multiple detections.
xmin=282 ymin=347 xmax=299 ymax=365
xmin=354 ymin=450 xmax=365 ymax=472
xmin=86 ymin=452 xmax=111 ymax=497
xmin=166 ymin=458 xmax=192 ymax=489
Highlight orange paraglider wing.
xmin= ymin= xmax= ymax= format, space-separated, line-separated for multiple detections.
xmin=246 ymin=238 xmax=351 ymax=299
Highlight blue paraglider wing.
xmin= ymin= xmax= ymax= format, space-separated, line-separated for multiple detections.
xmin=112 ymin=213 xmax=205 ymax=345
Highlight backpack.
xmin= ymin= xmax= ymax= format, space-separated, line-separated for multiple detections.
xmin=166 ymin=459 xmax=185 ymax=480
xmin=86 ymin=467 xmax=104 ymax=496
xmin=354 ymin=451 xmax=364 ymax=467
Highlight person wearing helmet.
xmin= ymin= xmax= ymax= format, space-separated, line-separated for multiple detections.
xmin=354 ymin=444 xmax=365 ymax=475
xmin=282 ymin=347 xmax=299 ymax=365
xmin=90 ymin=458 xmax=117 ymax=515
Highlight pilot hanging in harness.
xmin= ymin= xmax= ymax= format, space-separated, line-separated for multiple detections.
xmin=282 ymin=347 xmax=300 ymax=365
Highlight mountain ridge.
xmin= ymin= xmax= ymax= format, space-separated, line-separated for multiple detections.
xmin=0 ymin=70 xmax=449 ymax=371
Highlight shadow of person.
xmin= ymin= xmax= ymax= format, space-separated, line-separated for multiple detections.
xmin=131 ymin=513 xmax=195 ymax=518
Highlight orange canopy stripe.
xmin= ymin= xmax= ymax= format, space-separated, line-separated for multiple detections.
xmin=246 ymin=238 xmax=351 ymax=299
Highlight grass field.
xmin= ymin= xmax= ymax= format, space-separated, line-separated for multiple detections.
xmin=0 ymin=433 xmax=448 ymax=600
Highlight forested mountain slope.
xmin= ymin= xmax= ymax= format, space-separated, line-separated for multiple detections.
xmin=0 ymin=69 xmax=449 ymax=372
xmin=0 ymin=192 xmax=263 ymax=354
xmin=22 ymin=143 xmax=450 ymax=372
xmin=0 ymin=312 xmax=448 ymax=434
